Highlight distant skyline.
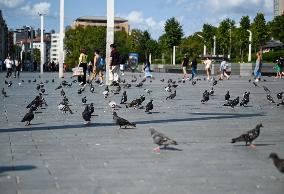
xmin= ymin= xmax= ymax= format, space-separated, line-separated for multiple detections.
xmin=0 ymin=0 xmax=273 ymax=39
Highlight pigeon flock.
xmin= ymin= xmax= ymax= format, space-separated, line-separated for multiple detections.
xmin=2 ymin=72 xmax=284 ymax=177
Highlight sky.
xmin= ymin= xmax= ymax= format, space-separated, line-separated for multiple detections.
xmin=0 ymin=0 xmax=274 ymax=40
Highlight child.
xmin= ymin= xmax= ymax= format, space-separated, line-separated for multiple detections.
xmin=275 ymin=58 xmax=282 ymax=78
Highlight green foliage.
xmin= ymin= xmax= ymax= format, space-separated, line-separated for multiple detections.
xmin=64 ymin=26 xmax=106 ymax=67
xmin=216 ymin=18 xmax=235 ymax=55
xmin=33 ymin=48 xmax=40 ymax=63
xmin=251 ymin=13 xmax=269 ymax=50
xmin=164 ymin=17 xmax=184 ymax=49
xmin=202 ymin=24 xmax=217 ymax=53
xmin=262 ymin=50 xmax=284 ymax=62
xmin=270 ymin=14 xmax=284 ymax=43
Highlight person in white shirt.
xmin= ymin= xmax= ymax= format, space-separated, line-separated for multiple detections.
xmin=220 ymin=59 xmax=230 ymax=80
xmin=204 ymin=57 xmax=212 ymax=81
xmin=4 ymin=56 xmax=13 ymax=78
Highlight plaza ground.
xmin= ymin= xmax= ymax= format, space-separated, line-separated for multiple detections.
xmin=0 ymin=72 xmax=283 ymax=194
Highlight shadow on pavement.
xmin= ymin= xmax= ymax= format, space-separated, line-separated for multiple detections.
xmin=0 ymin=112 xmax=264 ymax=133
xmin=0 ymin=165 xmax=36 ymax=174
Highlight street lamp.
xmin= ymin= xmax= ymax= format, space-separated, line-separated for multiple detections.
xmin=213 ymin=35 xmax=216 ymax=56
xmin=197 ymin=34 xmax=206 ymax=56
xmin=39 ymin=13 xmax=45 ymax=74
xmin=228 ymin=27 xmax=232 ymax=59
xmin=59 ymin=0 xmax=64 ymax=78
xmin=173 ymin=46 xmax=176 ymax=65
xmin=106 ymin=0 xmax=114 ymax=85
xmin=247 ymin=29 xmax=252 ymax=62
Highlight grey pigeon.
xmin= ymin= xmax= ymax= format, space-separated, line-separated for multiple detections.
xmin=225 ymin=91 xmax=230 ymax=101
xmin=145 ymin=99 xmax=153 ymax=113
xmin=149 ymin=128 xmax=178 ymax=151
xmin=240 ymin=92 xmax=250 ymax=106
xmin=269 ymin=153 xmax=284 ymax=173
xmin=263 ymin=85 xmax=271 ymax=94
xmin=231 ymin=123 xmax=263 ymax=148
xmin=277 ymin=92 xmax=283 ymax=100
xmin=113 ymin=112 xmax=136 ymax=129
xmin=166 ymin=90 xmax=176 ymax=100
xmin=267 ymin=94 xmax=275 ymax=103
xmin=120 ymin=91 xmax=127 ymax=104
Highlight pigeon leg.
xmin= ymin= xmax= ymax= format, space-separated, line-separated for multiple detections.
xmin=153 ymin=146 xmax=160 ymax=152
xmin=249 ymin=144 xmax=256 ymax=149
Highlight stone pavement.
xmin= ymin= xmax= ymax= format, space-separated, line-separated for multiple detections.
xmin=0 ymin=72 xmax=283 ymax=194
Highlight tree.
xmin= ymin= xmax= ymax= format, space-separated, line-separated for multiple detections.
xmin=237 ymin=16 xmax=250 ymax=61
xmin=216 ymin=18 xmax=235 ymax=56
xmin=64 ymin=26 xmax=106 ymax=67
xmin=164 ymin=17 xmax=184 ymax=49
xmin=201 ymin=24 xmax=217 ymax=55
xmin=270 ymin=14 xmax=284 ymax=43
xmin=251 ymin=13 xmax=269 ymax=51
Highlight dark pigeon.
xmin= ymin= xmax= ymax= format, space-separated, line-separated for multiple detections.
xmin=145 ymin=99 xmax=153 ymax=113
xmin=277 ymin=92 xmax=283 ymax=100
xmin=231 ymin=123 xmax=263 ymax=147
xmin=120 ymin=91 xmax=127 ymax=104
xmin=166 ymin=90 xmax=176 ymax=100
xmin=269 ymin=153 xmax=284 ymax=173
xmin=21 ymin=109 xmax=35 ymax=126
xmin=240 ymin=92 xmax=250 ymax=106
xmin=267 ymin=94 xmax=275 ymax=103
xmin=113 ymin=112 xmax=136 ymax=128
xmin=225 ymin=91 xmax=230 ymax=101
xmin=201 ymin=90 xmax=209 ymax=104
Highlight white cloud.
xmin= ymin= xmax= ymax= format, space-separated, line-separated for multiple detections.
xmin=126 ymin=11 xmax=144 ymax=24
xmin=0 ymin=0 xmax=25 ymax=8
xmin=20 ymin=2 xmax=50 ymax=17
xmin=164 ymin=0 xmax=185 ymax=5
xmin=145 ymin=17 xmax=156 ymax=28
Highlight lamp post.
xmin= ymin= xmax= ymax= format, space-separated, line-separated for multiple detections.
xmin=213 ymin=35 xmax=216 ymax=56
xmin=228 ymin=27 xmax=232 ymax=59
xmin=247 ymin=29 xmax=252 ymax=62
xmin=25 ymin=26 xmax=34 ymax=63
xmin=39 ymin=13 xmax=45 ymax=74
xmin=59 ymin=0 xmax=64 ymax=78
xmin=197 ymin=34 xmax=206 ymax=56
xmin=173 ymin=46 xmax=176 ymax=65
xmin=106 ymin=0 xmax=114 ymax=85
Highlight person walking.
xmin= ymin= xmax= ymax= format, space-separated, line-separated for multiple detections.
xmin=191 ymin=56 xmax=197 ymax=80
xmin=4 ymin=55 xmax=13 ymax=78
xmin=109 ymin=44 xmax=120 ymax=85
xmin=204 ymin=57 xmax=212 ymax=81
xmin=91 ymin=49 xmax=104 ymax=86
xmin=78 ymin=48 xmax=88 ymax=85
xmin=14 ymin=58 xmax=21 ymax=78
xmin=144 ymin=58 xmax=152 ymax=79
xmin=220 ymin=59 xmax=230 ymax=80
xmin=254 ymin=51 xmax=262 ymax=82
xmin=275 ymin=57 xmax=282 ymax=78
xmin=181 ymin=54 xmax=189 ymax=80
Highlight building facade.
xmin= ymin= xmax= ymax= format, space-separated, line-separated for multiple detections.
xmin=274 ymin=0 xmax=284 ymax=17
xmin=0 ymin=10 xmax=8 ymax=60
xmin=50 ymin=33 xmax=59 ymax=63
xmin=73 ymin=16 xmax=129 ymax=33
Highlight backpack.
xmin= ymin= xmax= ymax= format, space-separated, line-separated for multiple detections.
xmin=97 ymin=57 xmax=105 ymax=69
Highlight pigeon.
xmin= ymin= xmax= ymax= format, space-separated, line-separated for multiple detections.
xmin=40 ymin=88 xmax=46 ymax=94
xmin=59 ymin=104 xmax=73 ymax=114
xmin=55 ymin=85 xmax=62 ymax=90
xmin=7 ymin=81 xmax=12 ymax=87
xmin=26 ymin=96 xmax=41 ymax=109
xmin=21 ymin=109 xmax=35 ymax=126
xmin=192 ymin=80 xmax=196 ymax=86
xmin=144 ymin=88 xmax=152 ymax=94
xmin=60 ymin=89 xmax=65 ymax=97
xmin=33 ymin=79 xmax=36 ymax=83
xmin=201 ymin=90 xmax=210 ymax=104
xmin=45 ymin=80 xmax=49 ymax=84
xmin=111 ymin=85 xmax=121 ymax=95
xmin=240 ymin=92 xmax=250 ymax=106
xmin=82 ymin=105 xmax=92 ymax=124
xmin=109 ymin=101 xmax=121 ymax=110
xmin=113 ymin=112 xmax=136 ymax=129
xmin=269 ymin=153 xmax=284 ymax=173
xmin=224 ymin=96 xmax=240 ymax=108
xmin=263 ymin=85 xmax=271 ymax=94
xmin=160 ymin=78 xmax=165 ymax=82
xmin=277 ymin=92 xmax=283 ymax=100
xmin=212 ymin=79 xmax=218 ymax=86
xmin=166 ymin=90 xmax=176 ymax=100
xmin=123 ymin=83 xmax=131 ymax=88
xmin=253 ymin=82 xmax=258 ymax=87
xmin=2 ymin=88 xmax=7 ymax=97
xmin=120 ymin=91 xmax=127 ymax=104
xmin=90 ymin=84 xmax=95 ymax=93
xmin=267 ymin=94 xmax=275 ymax=103
xmin=82 ymin=96 xmax=87 ymax=104
xmin=102 ymin=90 xmax=109 ymax=98
xmin=171 ymin=83 xmax=178 ymax=88
xmin=4 ymin=80 xmax=8 ymax=84
xmin=88 ymin=103 xmax=95 ymax=115
xmin=72 ymin=80 xmax=77 ymax=83
xmin=131 ymin=76 xmax=137 ymax=83
xmin=145 ymin=99 xmax=153 ymax=113
xmin=36 ymin=84 xmax=41 ymax=91
xmin=167 ymin=79 xmax=173 ymax=83
xmin=277 ymin=100 xmax=284 ymax=107
xmin=165 ymin=85 xmax=172 ymax=92
xmin=135 ymin=82 xmax=143 ymax=88
xmin=231 ymin=123 xmax=263 ymax=148
xmin=52 ymin=79 xmax=55 ymax=83
xmin=149 ymin=128 xmax=178 ymax=151
xmin=209 ymin=87 xmax=214 ymax=96
xmin=225 ymin=91 xmax=230 ymax=101
xmin=28 ymin=80 xmax=31 ymax=83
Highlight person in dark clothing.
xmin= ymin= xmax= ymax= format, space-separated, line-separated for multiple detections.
xmin=181 ymin=54 xmax=189 ymax=79
xmin=33 ymin=60 xmax=37 ymax=72
xmin=109 ymin=44 xmax=120 ymax=85
xmin=14 ymin=58 xmax=21 ymax=78
xmin=191 ymin=57 xmax=197 ymax=80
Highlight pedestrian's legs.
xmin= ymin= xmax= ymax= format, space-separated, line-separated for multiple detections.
xmin=182 ymin=67 xmax=187 ymax=79
xmin=113 ymin=65 xmax=120 ymax=82
xmin=191 ymin=67 xmax=196 ymax=79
